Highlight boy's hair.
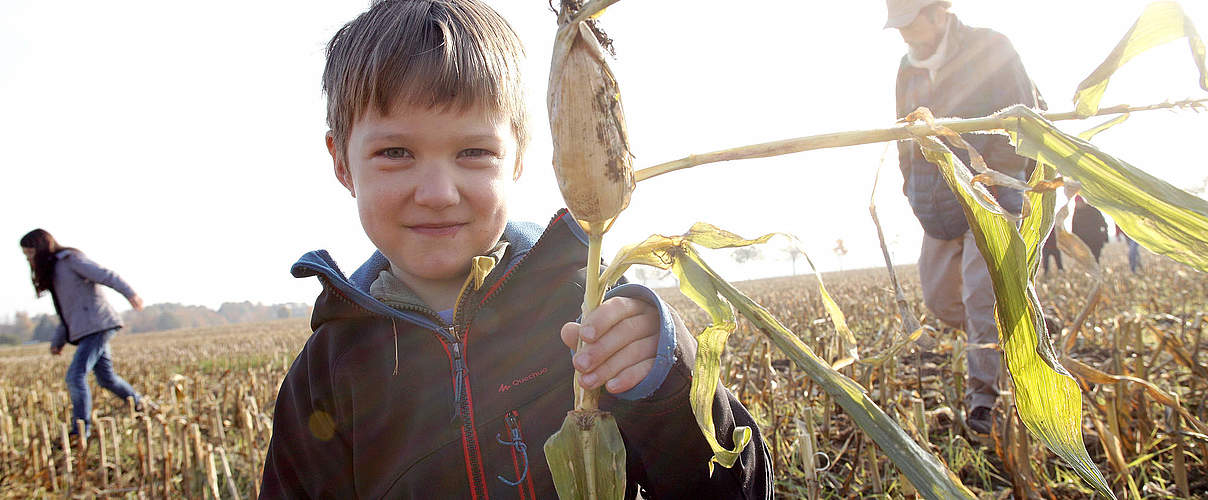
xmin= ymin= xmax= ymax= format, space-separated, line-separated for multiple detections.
xmin=323 ymin=0 xmax=529 ymax=162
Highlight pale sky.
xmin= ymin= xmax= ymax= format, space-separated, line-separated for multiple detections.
xmin=2 ymin=0 xmax=1206 ymax=320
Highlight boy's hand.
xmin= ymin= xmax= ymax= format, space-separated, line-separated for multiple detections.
xmin=561 ymin=296 xmax=659 ymax=394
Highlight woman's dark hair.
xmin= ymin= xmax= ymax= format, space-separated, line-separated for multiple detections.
xmin=19 ymin=229 xmax=77 ymax=297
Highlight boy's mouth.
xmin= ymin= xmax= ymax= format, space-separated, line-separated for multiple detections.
xmin=408 ymin=223 xmax=465 ymax=237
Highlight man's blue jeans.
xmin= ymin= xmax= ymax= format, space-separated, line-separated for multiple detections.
xmin=66 ymin=328 xmax=138 ymax=435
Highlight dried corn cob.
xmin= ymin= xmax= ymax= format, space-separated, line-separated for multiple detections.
xmin=547 ymin=15 xmax=634 ymax=234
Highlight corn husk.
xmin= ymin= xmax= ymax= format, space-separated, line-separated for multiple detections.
xmin=548 ymin=20 xmax=634 ymax=231
xmin=544 ymin=410 xmax=626 ymax=500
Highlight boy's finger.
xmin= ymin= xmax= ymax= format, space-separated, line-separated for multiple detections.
xmin=578 ymin=335 xmax=657 ymax=389
xmin=572 ymin=310 xmax=657 ymax=373
xmin=560 ymin=322 xmax=581 ymax=350
xmin=580 ymin=296 xmax=653 ymax=343
xmin=605 ymin=359 xmax=655 ymax=394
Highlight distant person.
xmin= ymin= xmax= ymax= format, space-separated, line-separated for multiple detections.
xmin=1121 ymin=231 xmax=1140 ymax=271
xmin=19 ymin=229 xmax=151 ymax=439
xmin=259 ymin=1 xmax=771 ymax=498
xmin=1071 ymin=196 xmax=1108 ymax=262
xmin=1042 ymin=227 xmax=1063 ymax=274
xmin=887 ymin=0 xmax=1043 ymax=435
xmin=1115 ymin=223 xmax=1142 ymax=272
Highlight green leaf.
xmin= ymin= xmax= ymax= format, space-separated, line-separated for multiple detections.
xmin=913 ymin=133 xmax=1116 ymax=498
xmin=1073 ymin=0 xmax=1208 ymax=116
xmin=609 ymin=225 xmax=974 ymax=499
xmin=1002 ymin=105 xmax=1208 ymax=273
xmin=1018 ymin=162 xmax=1057 ymax=277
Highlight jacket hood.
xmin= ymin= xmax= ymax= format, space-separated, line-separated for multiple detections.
xmin=291 ymin=210 xmax=589 ymax=331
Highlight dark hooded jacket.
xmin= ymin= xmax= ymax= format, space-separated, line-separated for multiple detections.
xmin=260 ymin=210 xmax=772 ymax=499
xmin=896 ymin=14 xmax=1044 ymax=240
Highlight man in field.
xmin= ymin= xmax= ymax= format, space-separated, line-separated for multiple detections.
xmin=887 ymin=0 xmax=1043 ymax=434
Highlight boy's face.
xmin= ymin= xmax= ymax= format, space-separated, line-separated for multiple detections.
xmin=330 ymin=101 xmax=519 ymax=305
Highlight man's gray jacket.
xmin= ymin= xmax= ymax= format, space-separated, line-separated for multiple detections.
xmin=896 ymin=14 xmax=1043 ymax=240
xmin=50 ymin=250 xmax=137 ymax=347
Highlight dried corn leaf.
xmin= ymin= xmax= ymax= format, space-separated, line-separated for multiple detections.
xmin=863 ymin=167 xmax=930 ymax=365
xmin=1061 ymin=356 xmax=1208 ymax=435
xmin=1073 ymin=1 xmax=1208 ymax=116
xmin=600 ymin=225 xmax=771 ymax=470
xmin=604 ymin=224 xmax=975 ymax=499
xmin=792 ymin=241 xmax=860 ymax=370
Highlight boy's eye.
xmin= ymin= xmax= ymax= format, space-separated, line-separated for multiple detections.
xmin=458 ymin=148 xmax=499 ymax=159
xmin=381 ymin=147 xmax=413 ymax=159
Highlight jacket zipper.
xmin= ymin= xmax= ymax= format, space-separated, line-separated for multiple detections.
xmin=452 ymin=342 xmax=466 ymax=418
xmin=450 ymin=334 xmax=488 ymax=499
xmin=356 ymin=212 xmax=574 ymax=499
xmin=382 ymin=301 xmax=485 ymax=497
xmin=449 ymin=212 xmax=572 ymax=499
xmin=448 ymin=268 xmax=488 ymax=498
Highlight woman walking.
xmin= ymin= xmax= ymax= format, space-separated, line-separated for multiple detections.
xmin=20 ymin=229 xmax=149 ymax=438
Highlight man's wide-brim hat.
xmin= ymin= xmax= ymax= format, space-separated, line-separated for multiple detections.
xmin=884 ymin=0 xmax=952 ymax=29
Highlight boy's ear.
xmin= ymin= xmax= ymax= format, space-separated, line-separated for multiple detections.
xmin=327 ymin=131 xmax=356 ymax=197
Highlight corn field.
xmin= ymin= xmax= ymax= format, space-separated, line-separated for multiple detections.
xmin=0 ymin=243 xmax=1204 ymax=498
xmin=0 ymin=320 xmax=310 ymax=498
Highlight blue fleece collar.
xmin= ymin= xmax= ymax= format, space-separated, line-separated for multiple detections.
xmin=291 ymin=215 xmax=581 ymax=331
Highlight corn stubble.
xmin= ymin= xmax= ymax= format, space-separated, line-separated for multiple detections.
xmin=544 ymin=2 xmax=634 ymax=498
xmin=0 ymin=320 xmax=308 ymax=497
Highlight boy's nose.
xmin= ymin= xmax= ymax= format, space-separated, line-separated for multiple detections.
xmin=413 ymin=166 xmax=460 ymax=208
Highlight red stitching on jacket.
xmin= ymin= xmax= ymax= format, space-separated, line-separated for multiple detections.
xmin=508 ymin=429 xmax=525 ymax=500
xmin=514 ymin=412 xmax=537 ymax=499
xmin=480 ymin=212 xmax=568 ymax=305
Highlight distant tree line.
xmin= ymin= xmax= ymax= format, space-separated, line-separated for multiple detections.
xmin=0 ymin=302 xmax=312 ymax=345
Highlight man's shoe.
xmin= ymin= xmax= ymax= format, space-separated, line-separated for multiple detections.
xmin=966 ymin=406 xmax=994 ymax=435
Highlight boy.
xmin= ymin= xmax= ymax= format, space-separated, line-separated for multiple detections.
xmin=260 ymin=1 xmax=771 ymax=498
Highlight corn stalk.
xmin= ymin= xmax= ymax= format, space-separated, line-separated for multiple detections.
xmin=634 ymin=98 xmax=1206 ymax=184
xmin=543 ymin=1 xmax=633 ymax=498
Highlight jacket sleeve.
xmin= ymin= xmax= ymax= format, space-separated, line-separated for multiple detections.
xmin=64 ymin=253 xmax=137 ymax=299
xmin=260 ymin=333 xmax=356 ymax=499
xmin=601 ymin=285 xmax=773 ymax=499
xmin=51 ymin=323 xmax=67 ymax=349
